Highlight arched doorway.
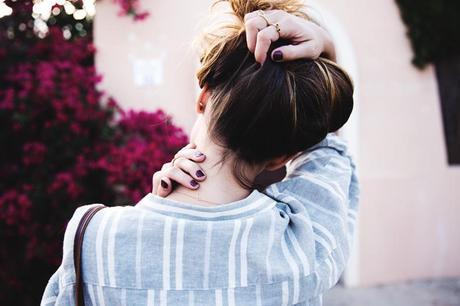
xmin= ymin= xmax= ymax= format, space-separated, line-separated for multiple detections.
xmin=306 ymin=0 xmax=361 ymax=287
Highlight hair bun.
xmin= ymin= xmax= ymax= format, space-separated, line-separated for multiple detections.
xmin=228 ymin=0 xmax=308 ymax=21
xmin=315 ymin=59 xmax=354 ymax=133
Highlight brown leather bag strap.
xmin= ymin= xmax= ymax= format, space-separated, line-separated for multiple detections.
xmin=73 ymin=205 xmax=106 ymax=306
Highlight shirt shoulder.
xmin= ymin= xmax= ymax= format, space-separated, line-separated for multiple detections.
xmin=59 ymin=204 xmax=149 ymax=286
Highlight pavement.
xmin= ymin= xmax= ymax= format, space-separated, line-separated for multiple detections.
xmin=323 ymin=278 xmax=460 ymax=306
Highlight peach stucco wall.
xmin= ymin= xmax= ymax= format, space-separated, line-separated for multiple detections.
xmin=94 ymin=0 xmax=460 ymax=286
xmin=94 ymin=0 xmax=212 ymax=133
xmin=317 ymin=0 xmax=460 ymax=285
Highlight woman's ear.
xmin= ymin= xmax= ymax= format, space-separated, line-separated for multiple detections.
xmin=196 ymin=84 xmax=210 ymax=114
xmin=264 ymin=154 xmax=295 ymax=171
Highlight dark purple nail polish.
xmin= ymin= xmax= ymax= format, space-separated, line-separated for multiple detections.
xmin=195 ymin=152 xmax=204 ymax=158
xmin=196 ymin=170 xmax=205 ymax=178
xmin=190 ymin=180 xmax=198 ymax=187
xmin=273 ymin=50 xmax=283 ymax=61
xmin=160 ymin=180 xmax=168 ymax=189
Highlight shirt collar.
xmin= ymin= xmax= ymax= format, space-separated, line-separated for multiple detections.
xmin=135 ymin=190 xmax=276 ymax=221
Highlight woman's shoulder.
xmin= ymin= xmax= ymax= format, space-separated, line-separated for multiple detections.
xmin=62 ymin=203 xmax=151 ymax=260
xmin=65 ymin=204 xmax=138 ymax=240
xmin=70 ymin=203 xmax=153 ymax=243
xmin=59 ymin=203 xmax=154 ymax=285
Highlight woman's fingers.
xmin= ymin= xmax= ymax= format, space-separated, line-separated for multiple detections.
xmin=173 ymin=157 xmax=207 ymax=181
xmin=271 ymin=40 xmax=322 ymax=62
xmin=173 ymin=143 xmax=195 ymax=159
xmin=157 ymin=176 xmax=173 ymax=197
xmin=153 ymin=143 xmax=206 ymax=197
xmin=245 ymin=10 xmax=295 ymax=63
xmin=244 ymin=10 xmax=333 ymax=63
xmin=163 ymin=166 xmax=200 ymax=190
xmin=153 ymin=156 xmax=204 ymax=197
xmin=254 ymin=25 xmax=280 ymax=64
xmin=244 ymin=14 xmax=268 ymax=53
xmin=152 ymin=171 xmax=163 ymax=194
xmin=174 ymin=148 xmax=206 ymax=162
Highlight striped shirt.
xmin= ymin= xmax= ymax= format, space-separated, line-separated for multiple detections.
xmin=41 ymin=133 xmax=359 ymax=306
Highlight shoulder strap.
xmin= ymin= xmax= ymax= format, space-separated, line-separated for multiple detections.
xmin=73 ymin=205 xmax=106 ymax=306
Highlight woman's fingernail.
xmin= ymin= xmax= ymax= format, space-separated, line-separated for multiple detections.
xmin=273 ymin=50 xmax=283 ymax=61
xmin=190 ymin=180 xmax=199 ymax=187
xmin=196 ymin=170 xmax=205 ymax=178
xmin=195 ymin=152 xmax=204 ymax=157
xmin=160 ymin=180 xmax=168 ymax=189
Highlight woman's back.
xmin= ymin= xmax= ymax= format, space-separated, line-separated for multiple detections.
xmin=41 ymin=134 xmax=359 ymax=306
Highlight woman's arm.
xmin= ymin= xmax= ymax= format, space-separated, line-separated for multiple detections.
xmin=266 ymin=133 xmax=359 ymax=296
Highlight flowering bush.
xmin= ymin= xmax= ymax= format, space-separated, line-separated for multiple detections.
xmin=0 ymin=26 xmax=187 ymax=306
xmin=112 ymin=0 xmax=150 ymax=20
xmin=104 ymin=110 xmax=188 ymax=201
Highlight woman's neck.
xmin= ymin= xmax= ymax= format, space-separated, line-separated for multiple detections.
xmin=165 ymin=139 xmax=255 ymax=206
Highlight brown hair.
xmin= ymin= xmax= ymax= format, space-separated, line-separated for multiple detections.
xmin=196 ymin=0 xmax=354 ymax=188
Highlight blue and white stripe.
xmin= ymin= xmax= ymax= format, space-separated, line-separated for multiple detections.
xmin=41 ymin=133 xmax=359 ymax=306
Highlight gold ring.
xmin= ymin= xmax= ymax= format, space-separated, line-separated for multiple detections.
xmin=257 ymin=10 xmax=270 ymax=27
xmin=271 ymin=22 xmax=281 ymax=33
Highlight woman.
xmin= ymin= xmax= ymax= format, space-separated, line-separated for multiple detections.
xmin=41 ymin=0 xmax=359 ymax=305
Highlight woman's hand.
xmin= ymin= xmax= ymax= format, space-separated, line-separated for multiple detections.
xmin=152 ymin=144 xmax=207 ymax=197
xmin=244 ymin=10 xmax=336 ymax=64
